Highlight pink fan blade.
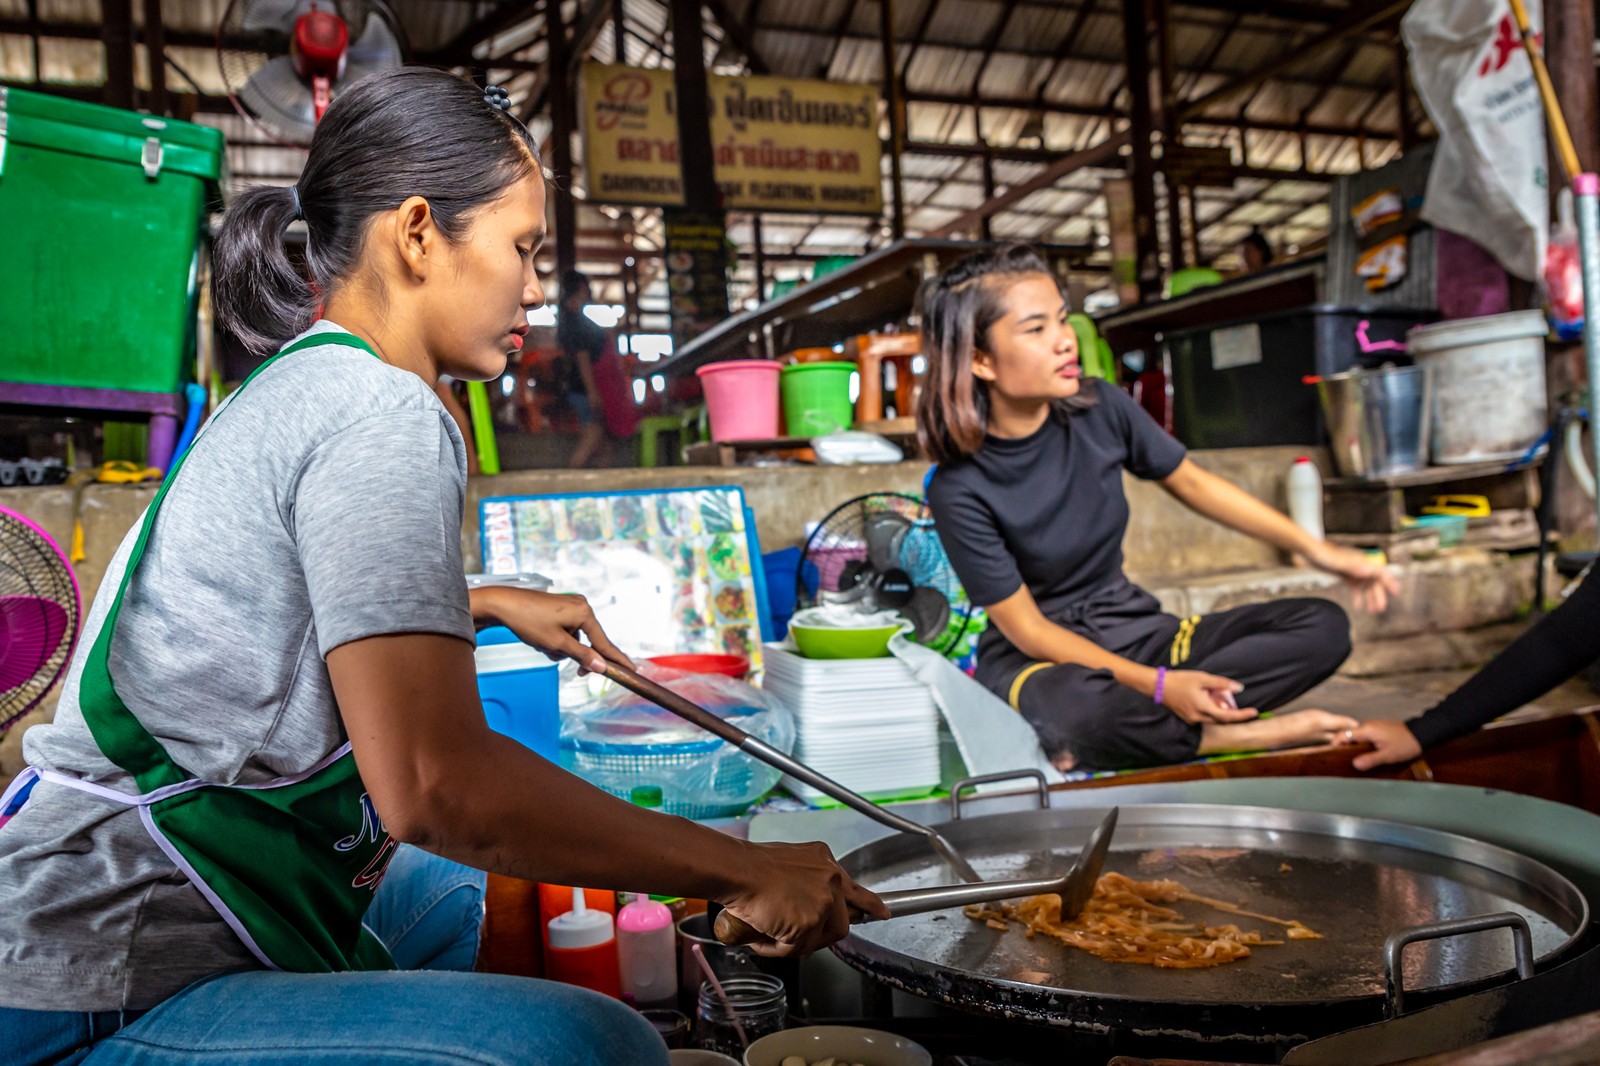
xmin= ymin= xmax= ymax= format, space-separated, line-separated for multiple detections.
xmin=0 ymin=597 xmax=70 ymax=693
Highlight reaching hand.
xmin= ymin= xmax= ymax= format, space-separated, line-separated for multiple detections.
xmin=1160 ymin=670 xmax=1259 ymax=724
xmin=1349 ymin=719 xmax=1424 ymax=771
xmin=471 ymin=588 xmax=633 ymax=674
xmin=1304 ymin=541 xmax=1400 ymax=614
xmin=717 ymin=840 xmax=891 ymax=959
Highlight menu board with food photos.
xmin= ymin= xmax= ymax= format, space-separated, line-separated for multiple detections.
xmin=479 ymin=487 xmax=772 ymax=676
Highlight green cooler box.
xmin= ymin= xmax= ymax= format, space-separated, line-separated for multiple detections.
xmin=0 ymin=87 xmax=225 ymax=395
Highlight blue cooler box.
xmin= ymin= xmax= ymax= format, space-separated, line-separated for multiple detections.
xmin=474 ymin=625 xmax=560 ymax=761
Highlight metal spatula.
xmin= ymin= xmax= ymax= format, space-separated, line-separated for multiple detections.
xmin=600 ymin=659 xmax=983 ymax=883
xmin=713 ymin=807 xmax=1119 ymax=945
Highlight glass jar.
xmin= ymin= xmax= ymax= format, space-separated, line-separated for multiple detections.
xmin=695 ymin=973 xmax=786 ymax=1056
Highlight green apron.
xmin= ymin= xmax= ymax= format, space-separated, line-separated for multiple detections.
xmin=24 ymin=331 xmax=398 ymax=973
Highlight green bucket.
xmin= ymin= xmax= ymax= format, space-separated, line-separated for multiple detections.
xmin=781 ymin=362 xmax=856 ymax=436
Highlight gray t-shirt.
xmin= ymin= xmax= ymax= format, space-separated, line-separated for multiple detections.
xmin=0 ymin=322 xmax=475 ymax=1011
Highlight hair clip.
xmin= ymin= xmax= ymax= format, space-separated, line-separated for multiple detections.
xmin=483 ymin=85 xmax=513 ymax=113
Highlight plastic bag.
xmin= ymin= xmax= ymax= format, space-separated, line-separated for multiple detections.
xmin=1403 ymin=0 xmax=1548 ymax=281
xmin=561 ymin=664 xmax=794 ymax=819
xmin=1546 ymin=188 xmax=1584 ymax=340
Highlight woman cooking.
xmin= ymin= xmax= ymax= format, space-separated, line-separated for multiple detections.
xmin=0 ymin=69 xmax=884 ymax=1064
xmin=921 ymin=245 xmax=1397 ymax=773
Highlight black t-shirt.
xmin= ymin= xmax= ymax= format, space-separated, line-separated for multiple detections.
xmin=926 ymin=381 xmax=1187 ymax=622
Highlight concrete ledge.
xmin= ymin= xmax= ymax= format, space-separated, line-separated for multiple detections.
xmin=1340 ymin=622 xmax=1528 ymax=678
xmin=1142 ymin=548 xmax=1536 ymax=644
xmin=2 ymin=444 xmax=1319 ymax=608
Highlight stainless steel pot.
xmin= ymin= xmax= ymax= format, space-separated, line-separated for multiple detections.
xmin=1311 ymin=364 xmax=1432 ymax=478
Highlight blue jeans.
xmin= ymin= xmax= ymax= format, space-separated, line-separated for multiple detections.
xmin=3 ymin=846 xmax=668 ymax=1065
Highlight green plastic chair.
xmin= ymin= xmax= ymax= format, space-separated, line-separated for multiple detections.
xmin=637 ymin=414 xmax=680 ymax=468
xmin=637 ymin=405 xmax=708 ymax=467
xmin=1067 ymin=313 xmax=1116 ymax=383
xmin=465 ymin=380 xmax=500 ymax=475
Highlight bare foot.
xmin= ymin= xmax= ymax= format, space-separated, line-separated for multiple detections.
xmin=1198 ymin=709 xmax=1358 ymax=755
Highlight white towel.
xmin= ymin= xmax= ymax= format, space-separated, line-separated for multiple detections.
xmin=887 ymin=635 xmax=1064 ymax=786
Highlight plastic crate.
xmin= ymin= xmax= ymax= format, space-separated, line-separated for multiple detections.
xmin=1164 ymin=306 xmax=1433 ymax=449
xmin=0 ymin=87 xmax=225 ymax=395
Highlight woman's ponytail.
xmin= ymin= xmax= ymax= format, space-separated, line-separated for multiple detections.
xmin=213 ymin=184 xmax=317 ymax=357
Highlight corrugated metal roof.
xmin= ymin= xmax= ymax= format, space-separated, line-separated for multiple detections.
xmin=4 ymin=0 xmax=1430 ymax=300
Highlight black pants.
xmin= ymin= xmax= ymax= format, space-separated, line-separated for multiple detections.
xmin=977 ymin=584 xmax=1352 ymax=772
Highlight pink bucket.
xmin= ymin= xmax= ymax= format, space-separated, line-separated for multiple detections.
xmin=695 ymin=360 xmax=781 ymax=442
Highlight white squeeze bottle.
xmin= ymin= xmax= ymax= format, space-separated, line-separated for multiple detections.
xmin=616 ymin=897 xmax=678 ymax=1009
xmin=1288 ymin=456 xmax=1324 ymax=541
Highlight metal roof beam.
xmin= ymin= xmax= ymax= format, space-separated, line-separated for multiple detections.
xmin=433 ymin=0 xmax=545 ymax=66
xmin=703 ymin=0 xmax=769 ymax=73
xmin=899 ymin=0 xmax=943 ymax=77
xmin=1179 ymin=0 xmax=1413 ymax=117
xmin=520 ymin=0 xmax=617 ymax=118
xmin=0 ymin=18 xmax=552 ymax=69
xmin=1033 ymin=0 xmax=1100 ymax=104
xmin=751 ymin=18 xmax=1399 ymax=95
xmin=903 ymin=90 xmax=1397 ymax=141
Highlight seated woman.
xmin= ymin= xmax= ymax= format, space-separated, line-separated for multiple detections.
xmin=1 ymin=69 xmax=883 ymax=1066
xmin=1352 ymin=569 xmax=1600 ymax=769
xmin=921 ymin=246 xmax=1396 ymax=773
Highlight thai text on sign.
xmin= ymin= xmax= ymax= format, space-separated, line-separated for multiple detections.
xmin=581 ymin=63 xmax=884 ymax=215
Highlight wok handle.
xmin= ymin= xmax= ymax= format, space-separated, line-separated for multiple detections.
xmin=1383 ymin=912 xmax=1535 ymax=1018
xmin=949 ymin=769 xmax=1050 ymax=820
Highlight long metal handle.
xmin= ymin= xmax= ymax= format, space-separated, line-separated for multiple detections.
xmin=600 ymin=660 xmax=980 ymax=883
xmin=878 ymin=872 xmax=1071 ymax=916
xmin=1383 ymin=912 xmax=1535 ymax=1018
xmin=950 ymin=769 xmax=1050 ymax=819
xmin=712 ymin=869 xmax=1072 ymax=946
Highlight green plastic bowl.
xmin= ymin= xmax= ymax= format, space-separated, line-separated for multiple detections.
xmin=789 ymin=622 xmax=902 ymax=659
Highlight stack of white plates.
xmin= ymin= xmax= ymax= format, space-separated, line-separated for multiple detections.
xmin=762 ymin=644 xmax=942 ymax=803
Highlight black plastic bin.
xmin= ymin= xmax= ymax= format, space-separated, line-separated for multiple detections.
xmin=1164 ymin=305 xmax=1434 ymax=450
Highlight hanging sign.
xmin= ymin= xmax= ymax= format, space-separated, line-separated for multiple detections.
xmin=662 ymin=209 xmax=731 ymax=345
xmin=581 ymin=63 xmax=884 ymax=216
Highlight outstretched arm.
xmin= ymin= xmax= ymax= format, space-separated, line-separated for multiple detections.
xmin=326 ymin=630 xmax=887 ymax=957
xmin=1353 ymin=574 xmax=1600 ymax=769
xmin=1160 ymin=458 xmax=1398 ymax=613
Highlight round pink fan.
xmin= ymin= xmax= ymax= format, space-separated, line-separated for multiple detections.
xmin=0 ymin=507 xmax=81 ymax=730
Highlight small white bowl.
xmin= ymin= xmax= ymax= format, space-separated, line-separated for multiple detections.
xmin=668 ymin=1050 xmax=742 ymax=1066
xmin=742 ymin=1025 xmax=932 ymax=1066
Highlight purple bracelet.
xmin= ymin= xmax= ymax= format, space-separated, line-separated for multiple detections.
xmin=1153 ymin=666 xmax=1167 ymax=704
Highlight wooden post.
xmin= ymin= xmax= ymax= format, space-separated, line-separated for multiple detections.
xmin=103 ymin=0 xmax=135 ymax=110
xmin=142 ymin=0 xmax=168 ymax=115
xmin=1156 ymin=0 xmax=1184 ymax=271
xmin=548 ymin=0 xmax=579 ymax=284
xmin=980 ymin=140 xmax=996 ymax=242
xmin=1546 ymin=0 xmax=1599 ymax=174
xmin=1182 ymin=184 xmax=1199 ymax=266
xmin=1393 ymin=35 xmax=1414 ymax=153
xmin=1122 ymin=0 xmax=1163 ymax=302
xmin=623 ymin=254 xmax=641 ymax=334
xmin=751 ymin=213 xmax=767 ymax=304
xmin=668 ymin=0 xmax=720 ymax=214
xmin=612 ymin=0 xmax=627 ymax=62
xmin=879 ymin=0 xmax=907 ymax=241
xmin=25 ymin=0 xmax=40 ymax=84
